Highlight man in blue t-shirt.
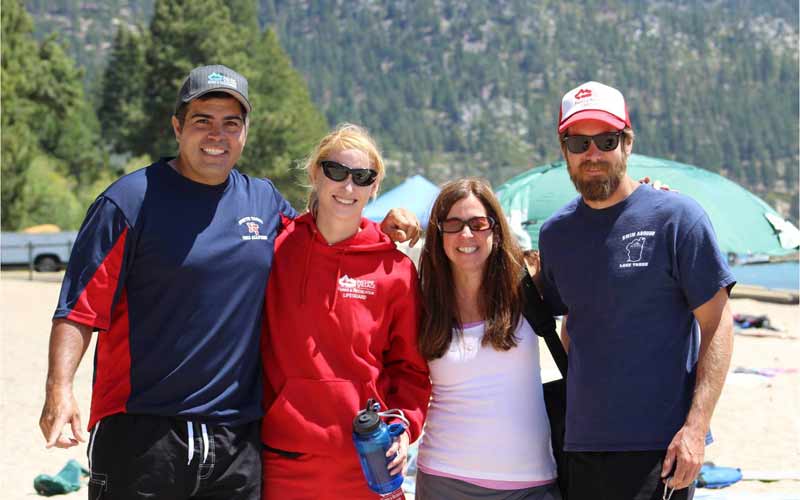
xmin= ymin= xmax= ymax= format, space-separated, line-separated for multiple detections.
xmin=538 ymin=81 xmax=735 ymax=500
xmin=38 ymin=64 xmax=421 ymax=500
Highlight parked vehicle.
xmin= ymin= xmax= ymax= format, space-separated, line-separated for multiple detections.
xmin=0 ymin=231 xmax=78 ymax=272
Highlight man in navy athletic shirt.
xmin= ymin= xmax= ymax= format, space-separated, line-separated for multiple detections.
xmin=538 ymin=81 xmax=735 ymax=500
xmin=39 ymin=64 xmax=421 ymax=500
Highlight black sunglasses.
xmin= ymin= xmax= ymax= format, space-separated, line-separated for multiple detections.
xmin=438 ymin=216 xmax=496 ymax=234
xmin=562 ymin=131 xmax=623 ymax=154
xmin=320 ymin=160 xmax=378 ymax=187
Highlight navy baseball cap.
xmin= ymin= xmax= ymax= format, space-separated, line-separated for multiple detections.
xmin=175 ymin=64 xmax=252 ymax=114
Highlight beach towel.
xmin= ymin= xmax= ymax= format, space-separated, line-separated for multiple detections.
xmin=696 ymin=463 xmax=742 ymax=489
xmin=33 ymin=459 xmax=89 ymax=496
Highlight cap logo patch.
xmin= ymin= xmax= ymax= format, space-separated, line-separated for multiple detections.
xmin=574 ymin=88 xmax=592 ymax=100
xmin=207 ymin=72 xmax=237 ymax=89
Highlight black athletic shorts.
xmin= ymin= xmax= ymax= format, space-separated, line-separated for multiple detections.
xmin=566 ymin=450 xmax=696 ymax=500
xmin=87 ymin=413 xmax=261 ymax=500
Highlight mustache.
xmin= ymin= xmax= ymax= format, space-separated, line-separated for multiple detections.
xmin=579 ymin=160 xmax=613 ymax=170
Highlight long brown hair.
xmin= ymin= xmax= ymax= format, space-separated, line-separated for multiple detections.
xmin=418 ymin=178 xmax=524 ymax=360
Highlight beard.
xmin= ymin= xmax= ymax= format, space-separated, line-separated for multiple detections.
xmin=568 ymin=156 xmax=627 ymax=201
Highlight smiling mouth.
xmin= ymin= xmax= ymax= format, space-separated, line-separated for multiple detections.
xmin=333 ymin=195 xmax=357 ymax=205
xmin=457 ymin=247 xmax=478 ymax=254
xmin=202 ymin=147 xmax=226 ymax=156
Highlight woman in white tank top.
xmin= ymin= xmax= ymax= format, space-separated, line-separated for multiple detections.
xmin=415 ymin=178 xmax=561 ymax=500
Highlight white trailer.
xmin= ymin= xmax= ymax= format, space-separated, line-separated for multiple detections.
xmin=0 ymin=231 xmax=79 ymax=271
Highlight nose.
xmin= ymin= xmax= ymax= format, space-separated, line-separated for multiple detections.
xmin=207 ymin=122 xmax=223 ymax=139
xmin=458 ymin=224 xmax=474 ymax=237
xmin=342 ymin=177 xmax=355 ymax=192
xmin=584 ymin=139 xmax=604 ymax=160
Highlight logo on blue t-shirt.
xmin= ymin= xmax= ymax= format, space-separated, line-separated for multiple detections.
xmin=619 ymin=230 xmax=655 ymax=268
xmin=625 ymin=237 xmax=646 ymax=262
xmin=238 ymin=216 xmax=268 ymax=241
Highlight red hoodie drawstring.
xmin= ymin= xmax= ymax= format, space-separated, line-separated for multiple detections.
xmin=330 ymin=250 xmax=344 ymax=312
xmin=300 ymin=229 xmax=316 ymax=305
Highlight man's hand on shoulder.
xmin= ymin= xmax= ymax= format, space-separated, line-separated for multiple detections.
xmin=638 ymin=176 xmax=675 ymax=192
xmin=380 ymin=208 xmax=422 ymax=247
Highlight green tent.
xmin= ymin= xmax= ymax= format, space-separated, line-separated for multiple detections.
xmin=496 ymin=154 xmax=800 ymax=257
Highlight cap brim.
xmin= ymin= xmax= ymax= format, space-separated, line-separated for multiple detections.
xmin=182 ymin=88 xmax=252 ymax=114
xmin=558 ymin=110 xmax=626 ymax=133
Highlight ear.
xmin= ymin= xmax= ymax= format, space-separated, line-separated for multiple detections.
xmin=369 ymin=180 xmax=380 ymax=200
xmin=171 ymin=116 xmax=182 ymax=142
xmin=623 ymin=135 xmax=634 ymax=157
xmin=240 ymin=120 xmax=248 ymax=148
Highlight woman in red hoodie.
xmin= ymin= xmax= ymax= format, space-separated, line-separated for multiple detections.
xmin=260 ymin=123 xmax=432 ymax=499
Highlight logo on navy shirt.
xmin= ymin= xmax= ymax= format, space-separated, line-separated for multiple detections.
xmin=619 ymin=230 xmax=654 ymax=268
xmin=238 ymin=216 xmax=268 ymax=241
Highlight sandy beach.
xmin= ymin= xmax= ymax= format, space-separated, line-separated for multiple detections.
xmin=1 ymin=271 xmax=798 ymax=499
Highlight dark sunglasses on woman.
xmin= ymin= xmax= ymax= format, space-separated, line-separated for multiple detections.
xmin=320 ymin=160 xmax=378 ymax=187
xmin=561 ymin=130 xmax=623 ymax=154
xmin=438 ymin=216 xmax=496 ymax=234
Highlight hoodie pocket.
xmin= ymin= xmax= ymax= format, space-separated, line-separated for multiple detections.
xmin=263 ymin=378 xmax=375 ymax=455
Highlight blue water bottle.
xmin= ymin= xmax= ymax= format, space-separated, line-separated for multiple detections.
xmin=352 ymin=398 xmax=406 ymax=495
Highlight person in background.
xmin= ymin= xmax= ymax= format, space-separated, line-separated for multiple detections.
xmin=415 ymin=178 xmax=560 ymax=500
xmin=260 ymin=123 xmax=432 ymax=499
xmin=538 ymin=80 xmax=735 ymax=500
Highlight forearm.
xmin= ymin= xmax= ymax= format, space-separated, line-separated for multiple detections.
xmin=46 ymin=319 xmax=93 ymax=391
xmin=685 ymin=296 xmax=734 ymax=432
xmin=382 ymin=362 xmax=431 ymax=441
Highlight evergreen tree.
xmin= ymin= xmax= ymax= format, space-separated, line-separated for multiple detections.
xmin=2 ymin=0 xmax=42 ymax=228
xmin=2 ymin=0 xmax=104 ymax=229
xmin=139 ymin=0 xmax=244 ymax=157
xmin=238 ymin=28 xmax=328 ymax=207
xmin=98 ymin=24 xmax=147 ymax=155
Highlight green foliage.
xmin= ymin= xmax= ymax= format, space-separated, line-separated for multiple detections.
xmin=2 ymin=0 xmax=43 ymax=229
xmin=238 ymin=28 xmax=328 ymax=207
xmin=139 ymin=0 xmax=244 ymax=156
xmin=2 ymin=0 xmax=107 ymax=229
xmin=263 ymin=0 xmax=798 ymax=209
xmin=95 ymin=0 xmax=326 ymax=208
xmin=15 ymin=156 xmax=85 ymax=230
xmin=98 ymin=24 xmax=147 ymax=154
xmin=14 ymin=0 xmax=800 ymax=225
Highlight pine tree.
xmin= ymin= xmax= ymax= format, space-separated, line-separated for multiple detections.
xmin=139 ymin=0 xmax=244 ymax=158
xmin=1 ymin=0 xmax=42 ymax=228
xmin=98 ymin=24 xmax=147 ymax=155
xmin=238 ymin=28 xmax=328 ymax=207
xmin=1 ymin=0 xmax=103 ymax=229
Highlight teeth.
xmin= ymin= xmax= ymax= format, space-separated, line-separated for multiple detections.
xmin=333 ymin=196 xmax=356 ymax=205
xmin=457 ymin=247 xmax=478 ymax=254
xmin=203 ymin=148 xmax=225 ymax=156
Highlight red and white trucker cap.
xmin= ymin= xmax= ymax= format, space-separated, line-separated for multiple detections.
xmin=558 ymin=81 xmax=631 ymax=133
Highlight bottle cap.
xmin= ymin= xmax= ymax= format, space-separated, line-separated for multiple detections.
xmin=353 ymin=398 xmax=381 ymax=434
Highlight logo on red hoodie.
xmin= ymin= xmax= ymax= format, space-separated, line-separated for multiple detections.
xmin=337 ymin=275 xmax=376 ymax=300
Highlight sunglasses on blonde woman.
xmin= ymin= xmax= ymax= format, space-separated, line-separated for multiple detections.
xmin=320 ymin=160 xmax=378 ymax=187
